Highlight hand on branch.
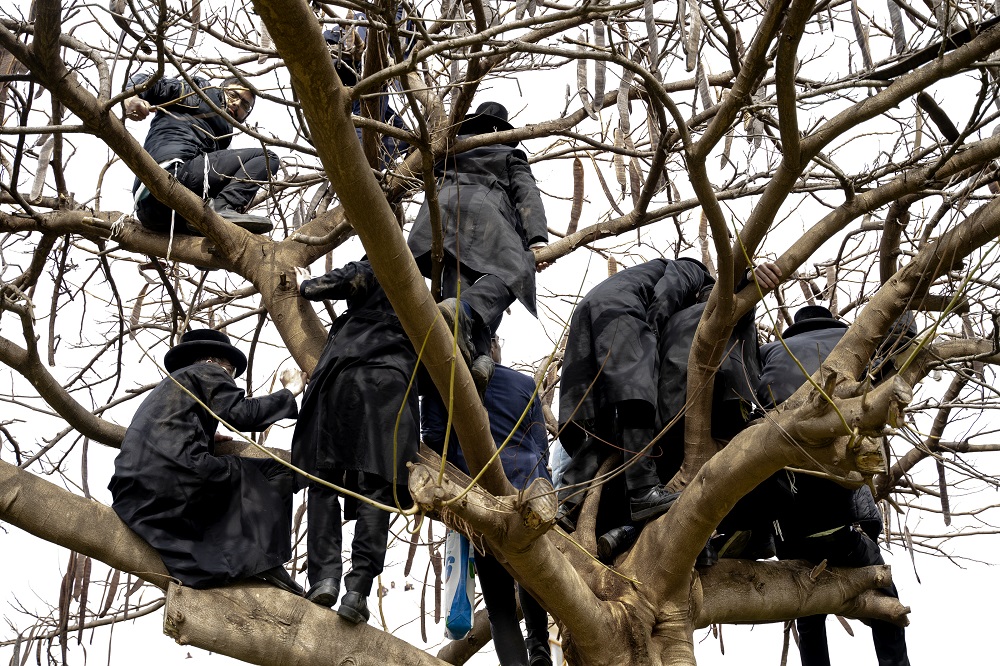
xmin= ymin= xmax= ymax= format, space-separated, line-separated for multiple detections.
xmin=753 ymin=262 xmax=782 ymax=290
xmin=124 ymin=97 xmax=152 ymax=121
xmin=279 ymin=368 xmax=307 ymax=395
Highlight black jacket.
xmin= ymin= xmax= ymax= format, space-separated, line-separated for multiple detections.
xmin=407 ymin=142 xmax=548 ymax=315
xmin=655 ymin=302 xmax=762 ymax=441
xmin=108 ymin=363 xmax=298 ymax=588
xmin=756 ymin=320 xmax=883 ymax=538
xmin=558 ymin=258 xmax=711 ymax=446
xmin=757 ymin=323 xmax=847 ymax=409
xmin=291 ymin=261 xmax=419 ymax=489
xmin=129 ymin=73 xmax=234 ymax=167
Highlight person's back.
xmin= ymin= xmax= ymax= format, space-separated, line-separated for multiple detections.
xmin=109 ymin=330 xmax=300 ymax=591
xmin=756 ymin=306 xmax=909 ymax=666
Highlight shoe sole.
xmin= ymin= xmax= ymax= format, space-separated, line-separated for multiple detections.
xmin=597 ymin=536 xmax=614 ymax=562
xmin=337 ymin=605 xmax=369 ymax=624
xmin=308 ymin=590 xmax=339 ymax=608
xmin=630 ymin=500 xmax=676 ymax=522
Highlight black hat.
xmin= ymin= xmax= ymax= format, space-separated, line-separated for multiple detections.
xmin=458 ymin=102 xmax=517 ymax=146
xmin=783 ymin=305 xmax=849 ymax=338
xmin=163 ymin=329 xmax=248 ymax=377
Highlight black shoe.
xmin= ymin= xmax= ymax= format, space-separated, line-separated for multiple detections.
xmin=254 ymin=566 xmax=304 ymax=596
xmin=529 ymin=654 xmax=553 ymax=666
xmin=210 ymin=199 xmax=274 ymax=234
xmin=306 ymin=577 xmax=340 ymax=608
xmin=628 ymin=485 xmax=681 ymax=522
xmin=337 ymin=591 xmax=370 ymax=624
xmin=471 ymin=354 xmax=495 ymax=398
xmin=438 ymin=298 xmax=475 ymax=367
xmin=696 ymin=540 xmax=719 ymax=568
xmin=554 ymin=503 xmax=578 ymax=532
xmin=714 ymin=530 xmax=751 ymax=558
xmin=597 ymin=525 xmax=640 ymax=563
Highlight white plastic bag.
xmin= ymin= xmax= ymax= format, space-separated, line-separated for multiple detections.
xmin=443 ymin=529 xmax=476 ymax=640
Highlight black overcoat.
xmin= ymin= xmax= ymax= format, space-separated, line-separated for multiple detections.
xmin=108 ymin=364 xmax=298 ymax=588
xmin=558 ymin=258 xmax=711 ymax=445
xmin=757 ymin=322 xmax=847 ymax=409
xmin=129 ymin=73 xmax=233 ymax=165
xmin=655 ymin=302 xmax=763 ymax=440
xmin=756 ymin=321 xmax=882 ymax=538
xmin=407 ymin=142 xmax=548 ymax=315
xmin=292 ymin=261 xmax=419 ymax=488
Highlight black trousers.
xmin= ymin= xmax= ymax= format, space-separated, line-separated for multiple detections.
xmin=476 ymin=553 xmax=551 ymax=666
xmin=307 ymin=474 xmax=393 ymax=596
xmin=557 ymin=402 xmax=660 ymax=510
xmin=441 ymin=264 xmax=515 ymax=357
xmin=137 ymin=148 xmax=279 ymax=234
xmin=777 ymin=527 xmax=910 ymax=666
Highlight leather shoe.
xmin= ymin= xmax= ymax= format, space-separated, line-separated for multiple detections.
xmin=306 ymin=577 xmax=340 ymax=608
xmin=628 ymin=485 xmax=681 ymax=522
xmin=554 ymin=503 xmax=578 ymax=532
xmin=254 ymin=566 xmax=304 ymax=596
xmin=529 ymin=654 xmax=553 ymax=666
xmin=337 ymin=591 xmax=370 ymax=624
xmin=597 ymin=524 xmax=640 ymax=563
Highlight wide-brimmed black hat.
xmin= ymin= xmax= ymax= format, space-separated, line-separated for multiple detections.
xmin=458 ymin=102 xmax=517 ymax=146
xmin=783 ymin=305 xmax=848 ymax=338
xmin=163 ymin=329 xmax=248 ymax=377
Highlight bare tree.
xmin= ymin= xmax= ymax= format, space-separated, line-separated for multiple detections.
xmin=3 ymin=0 xmax=1000 ymax=664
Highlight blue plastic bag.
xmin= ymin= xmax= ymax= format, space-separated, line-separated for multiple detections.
xmin=443 ymin=529 xmax=476 ymax=640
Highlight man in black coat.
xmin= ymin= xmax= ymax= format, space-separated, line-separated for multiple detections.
xmin=407 ymin=102 xmax=548 ymax=390
xmin=125 ymin=72 xmax=277 ymax=234
xmin=556 ymin=258 xmax=713 ymax=528
xmin=109 ymin=330 xmax=303 ymax=593
xmin=757 ymin=306 xmax=910 ymax=666
xmin=292 ymin=260 xmax=419 ymax=624
xmin=422 ymin=338 xmax=552 ymax=666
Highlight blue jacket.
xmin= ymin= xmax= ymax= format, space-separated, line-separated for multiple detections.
xmin=422 ymin=364 xmax=550 ymax=490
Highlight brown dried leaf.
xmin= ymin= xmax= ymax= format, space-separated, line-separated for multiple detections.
xmin=851 ymin=0 xmax=874 ymax=70
xmin=30 ymin=136 xmax=53 ymax=202
xmin=404 ymin=524 xmax=420 ymax=577
xmin=187 ymin=0 xmax=200 ymax=51
xmin=936 ymin=459 xmax=951 ymax=525
xmin=568 ymin=157 xmax=584 ymax=235
xmin=99 ymin=569 xmax=120 ymax=618
xmin=608 ymin=256 xmax=617 ymax=276
xmin=696 ymin=62 xmax=713 ymax=112
xmin=258 ymin=12 xmax=270 ymax=64
xmin=614 ymin=128 xmax=626 ymax=191
xmin=76 ymin=557 xmax=91 ymax=644
xmin=590 ymin=154 xmax=626 ymax=216
xmin=721 ymin=126 xmax=734 ymax=169
xmin=686 ymin=5 xmax=701 ymax=72
xmin=129 ymin=283 xmax=148 ymax=339
xmin=593 ymin=20 xmax=606 ymax=112
xmin=431 ymin=546 xmax=442 ymax=623
xmin=888 ymin=0 xmax=906 ymax=54
xmin=645 ymin=0 xmax=659 ymax=80
xmin=420 ymin=561 xmax=429 ymax=642
xmin=835 ymin=615 xmax=855 ymax=636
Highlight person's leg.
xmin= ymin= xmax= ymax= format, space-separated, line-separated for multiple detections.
xmin=441 ymin=265 xmax=514 ymax=358
xmin=554 ymin=433 xmax=607 ymax=531
xmin=193 ymin=148 xmax=279 ymax=210
xmin=518 ymin=586 xmax=551 ymax=666
xmin=615 ymin=402 xmax=678 ymax=521
xmin=343 ymin=478 xmax=393 ymax=596
xmin=795 ymin=616 xmax=833 ymax=666
xmin=831 ymin=530 xmax=910 ymax=666
xmin=306 ymin=482 xmax=343 ymax=605
xmin=775 ymin=537 xmax=832 ymax=666
xmin=477 ymin=553 xmax=528 ymax=666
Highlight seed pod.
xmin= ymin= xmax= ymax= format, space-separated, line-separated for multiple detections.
xmin=568 ymin=157 xmax=584 ymax=235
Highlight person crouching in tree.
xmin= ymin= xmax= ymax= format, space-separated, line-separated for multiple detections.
xmin=291 ymin=260 xmax=419 ymax=624
xmin=124 ymin=71 xmax=278 ymax=235
xmin=109 ymin=329 xmax=305 ymax=594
